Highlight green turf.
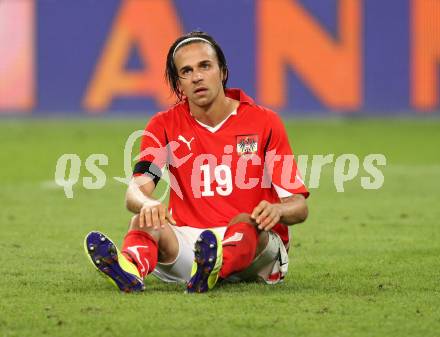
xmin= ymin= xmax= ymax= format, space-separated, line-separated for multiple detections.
xmin=0 ymin=118 xmax=439 ymax=337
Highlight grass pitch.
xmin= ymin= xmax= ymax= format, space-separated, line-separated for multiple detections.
xmin=0 ymin=118 xmax=439 ymax=337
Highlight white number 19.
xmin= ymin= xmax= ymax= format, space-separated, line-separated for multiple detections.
xmin=200 ymin=164 xmax=233 ymax=197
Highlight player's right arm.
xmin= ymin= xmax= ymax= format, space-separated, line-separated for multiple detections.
xmin=125 ymin=175 xmax=176 ymax=230
xmin=125 ymin=114 xmax=175 ymax=229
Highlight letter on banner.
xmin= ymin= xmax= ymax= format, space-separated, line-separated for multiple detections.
xmin=411 ymin=0 xmax=440 ymax=111
xmin=83 ymin=0 xmax=183 ymax=113
xmin=0 ymin=0 xmax=34 ymax=113
xmin=257 ymin=0 xmax=361 ymax=111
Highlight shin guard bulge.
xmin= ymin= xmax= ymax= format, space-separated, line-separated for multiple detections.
xmin=122 ymin=230 xmax=158 ymax=278
xmin=219 ymin=222 xmax=258 ymax=279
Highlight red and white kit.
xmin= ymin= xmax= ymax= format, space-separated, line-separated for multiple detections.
xmin=135 ymin=88 xmax=309 ymax=283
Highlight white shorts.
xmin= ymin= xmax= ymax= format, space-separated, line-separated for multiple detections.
xmin=152 ymin=225 xmax=289 ymax=285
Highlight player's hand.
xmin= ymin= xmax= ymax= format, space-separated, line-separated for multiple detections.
xmin=139 ymin=203 xmax=176 ymax=230
xmin=251 ymin=200 xmax=282 ymax=231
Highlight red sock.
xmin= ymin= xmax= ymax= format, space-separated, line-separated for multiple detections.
xmin=121 ymin=230 xmax=158 ymax=278
xmin=219 ymin=222 xmax=259 ymax=279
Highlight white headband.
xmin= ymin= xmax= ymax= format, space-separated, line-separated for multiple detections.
xmin=172 ymin=37 xmax=213 ymax=58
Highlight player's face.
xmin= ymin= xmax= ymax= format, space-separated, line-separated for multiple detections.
xmin=174 ymin=42 xmax=225 ymax=108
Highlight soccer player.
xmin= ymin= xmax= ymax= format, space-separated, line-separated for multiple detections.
xmin=84 ymin=31 xmax=309 ymax=293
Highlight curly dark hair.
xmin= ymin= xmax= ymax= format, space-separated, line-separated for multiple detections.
xmin=165 ymin=31 xmax=229 ymax=101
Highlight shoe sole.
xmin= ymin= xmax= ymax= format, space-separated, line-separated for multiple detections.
xmin=84 ymin=231 xmax=145 ymax=293
xmin=187 ymin=230 xmax=222 ymax=293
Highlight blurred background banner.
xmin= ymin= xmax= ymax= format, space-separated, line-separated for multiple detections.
xmin=0 ymin=0 xmax=439 ymax=116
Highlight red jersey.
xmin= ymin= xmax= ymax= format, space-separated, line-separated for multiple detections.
xmin=136 ymin=89 xmax=309 ymax=244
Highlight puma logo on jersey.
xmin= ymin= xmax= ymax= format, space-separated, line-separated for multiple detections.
xmin=178 ymin=135 xmax=195 ymax=151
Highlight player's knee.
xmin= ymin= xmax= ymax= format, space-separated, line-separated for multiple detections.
xmin=127 ymin=214 xmax=163 ymax=244
xmin=227 ymin=214 xmax=268 ymax=256
xmin=228 ymin=213 xmax=256 ymax=227
xmin=128 ymin=214 xmax=141 ymax=231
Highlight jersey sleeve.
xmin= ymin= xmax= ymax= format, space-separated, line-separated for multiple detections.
xmin=263 ymin=111 xmax=309 ymax=198
xmin=132 ymin=114 xmax=169 ymax=185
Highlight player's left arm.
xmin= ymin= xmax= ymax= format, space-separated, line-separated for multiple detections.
xmin=250 ymin=194 xmax=308 ymax=231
